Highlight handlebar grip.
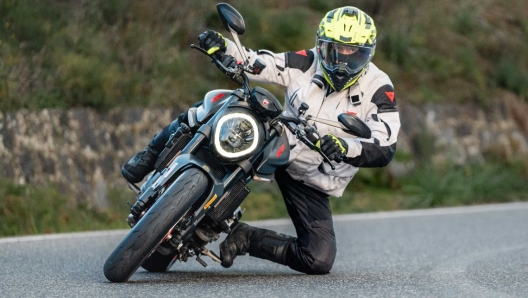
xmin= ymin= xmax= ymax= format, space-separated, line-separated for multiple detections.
xmin=306 ymin=131 xmax=318 ymax=144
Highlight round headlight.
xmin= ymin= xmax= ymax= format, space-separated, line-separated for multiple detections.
xmin=214 ymin=113 xmax=259 ymax=159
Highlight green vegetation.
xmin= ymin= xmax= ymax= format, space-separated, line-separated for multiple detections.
xmin=1 ymin=159 xmax=526 ymax=237
xmin=0 ymin=179 xmax=129 ymax=236
xmin=0 ymin=178 xmax=129 ymax=236
xmin=0 ymin=0 xmax=528 ymax=236
xmin=1 ymin=0 xmax=527 ymax=111
xmin=227 ymin=158 xmax=528 ymax=218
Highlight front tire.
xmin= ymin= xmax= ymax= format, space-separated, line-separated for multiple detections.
xmin=103 ymin=168 xmax=208 ymax=282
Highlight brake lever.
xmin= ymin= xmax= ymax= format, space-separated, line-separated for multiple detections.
xmin=278 ymin=116 xmax=336 ymax=170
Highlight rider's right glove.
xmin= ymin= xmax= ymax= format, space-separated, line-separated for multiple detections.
xmin=198 ymin=30 xmax=227 ymax=55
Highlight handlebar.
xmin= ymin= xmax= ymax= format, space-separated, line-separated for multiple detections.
xmin=192 ymin=44 xmax=336 ymax=170
xmin=191 ymin=44 xmax=256 ymax=93
xmin=274 ymin=115 xmax=336 ymax=170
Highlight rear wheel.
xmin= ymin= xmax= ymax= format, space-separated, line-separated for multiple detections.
xmin=103 ymin=168 xmax=208 ymax=282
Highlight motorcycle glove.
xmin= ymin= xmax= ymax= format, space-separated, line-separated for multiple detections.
xmin=220 ymin=54 xmax=238 ymax=69
xmin=316 ymin=134 xmax=348 ymax=163
xmin=198 ymin=30 xmax=227 ymax=55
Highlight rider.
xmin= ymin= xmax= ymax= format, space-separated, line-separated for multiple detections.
xmin=122 ymin=6 xmax=400 ymax=274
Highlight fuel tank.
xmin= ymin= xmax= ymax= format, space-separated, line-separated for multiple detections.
xmin=195 ymin=89 xmax=233 ymax=124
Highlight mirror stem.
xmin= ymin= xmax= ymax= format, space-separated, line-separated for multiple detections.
xmin=306 ymin=115 xmax=346 ymax=130
xmin=229 ymin=28 xmax=249 ymax=65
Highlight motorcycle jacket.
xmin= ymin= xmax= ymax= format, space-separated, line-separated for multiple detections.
xmin=225 ymin=40 xmax=401 ymax=197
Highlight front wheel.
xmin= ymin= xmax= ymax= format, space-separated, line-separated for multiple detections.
xmin=103 ymin=168 xmax=208 ymax=282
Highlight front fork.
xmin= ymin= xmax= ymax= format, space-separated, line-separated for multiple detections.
xmin=161 ymin=206 xmax=243 ymax=268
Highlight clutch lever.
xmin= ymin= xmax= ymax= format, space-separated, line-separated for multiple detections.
xmin=297 ymin=132 xmax=336 ymax=171
xmin=313 ymin=143 xmax=336 ymax=170
xmin=190 ymin=44 xmax=208 ymax=55
xmin=191 ymin=44 xmax=230 ymax=73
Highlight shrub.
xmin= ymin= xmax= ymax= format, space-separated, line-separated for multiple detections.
xmin=494 ymin=57 xmax=528 ymax=99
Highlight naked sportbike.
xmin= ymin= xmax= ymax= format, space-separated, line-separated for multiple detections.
xmin=103 ymin=3 xmax=371 ymax=283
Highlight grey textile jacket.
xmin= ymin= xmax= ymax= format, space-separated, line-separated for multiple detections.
xmin=225 ymin=40 xmax=401 ymax=197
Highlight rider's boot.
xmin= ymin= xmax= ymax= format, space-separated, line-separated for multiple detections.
xmin=219 ymin=222 xmax=294 ymax=268
xmin=121 ymin=101 xmax=203 ymax=184
xmin=121 ymin=145 xmax=160 ymax=183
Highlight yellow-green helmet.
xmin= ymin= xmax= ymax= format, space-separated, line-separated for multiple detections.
xmin=316 ymin=7 xmax=377 ymax=92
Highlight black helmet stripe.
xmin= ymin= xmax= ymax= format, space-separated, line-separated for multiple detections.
xmin=342 ymin=7 xmax=358 ymax=18
xmin=327 ymin=9 xmax=336 ymax=22
xmin=364 ymin=13 xmax=372 ymax=29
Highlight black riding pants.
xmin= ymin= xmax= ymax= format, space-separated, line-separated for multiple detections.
xmin=275 ymin=167 xmax=337 ymax=274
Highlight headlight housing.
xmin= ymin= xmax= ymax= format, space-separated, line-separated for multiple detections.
xmin=212 ymin=112 xmax=260 ymax=161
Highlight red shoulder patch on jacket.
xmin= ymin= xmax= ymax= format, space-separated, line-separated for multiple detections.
xmin=295 ymin=50 xmax=308 ymax=57
xmin=372 ymin=85 xmax=397 ymax=111
xmin=385 ymin=91 xmax=395 ymax=102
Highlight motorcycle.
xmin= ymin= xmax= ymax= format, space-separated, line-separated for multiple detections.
xmin=103 ymin=2 xmax=371 ymax=283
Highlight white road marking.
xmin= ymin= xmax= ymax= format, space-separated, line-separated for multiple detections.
xmin=252 ymin=202 xmax=528 ymax=227
xmin=0 ymin=230 xmax=127 ymax=244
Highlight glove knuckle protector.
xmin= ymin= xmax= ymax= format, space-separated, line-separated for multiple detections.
xmin=320 ymin=134 xmax=348 ymax=162
xmin=198 ymin=30 xmax=226 ymax=55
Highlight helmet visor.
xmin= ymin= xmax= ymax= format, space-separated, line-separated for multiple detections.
xmin=317 ymin=39 xmax=373 ymax=74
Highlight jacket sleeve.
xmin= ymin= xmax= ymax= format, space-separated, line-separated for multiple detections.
xmin=343 ymin=84 xmax=400 ymax=168
xmin=224 ymin=39 xmax=315 ymax=87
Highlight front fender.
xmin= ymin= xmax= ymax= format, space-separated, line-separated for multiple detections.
xmin=147 ymin=154 xmax=226 ymax=205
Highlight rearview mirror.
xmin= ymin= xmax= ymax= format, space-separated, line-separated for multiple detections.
xmin=338 ymin=113 xmax=372 ymax=139
xmin=216 ymin=3 xmax=248 ymax=64
xmin=217 ymin=3 xmax=245 ymax=35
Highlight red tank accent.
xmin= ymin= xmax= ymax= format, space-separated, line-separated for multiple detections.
xmin=275 ymin=144 xmax=286 ymax=158
xmin=212 ymin=93 xmax=224 ymax=103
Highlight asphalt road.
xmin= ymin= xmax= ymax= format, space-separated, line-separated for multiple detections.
xmin=1 ymin=203 xmax=527 ymax=298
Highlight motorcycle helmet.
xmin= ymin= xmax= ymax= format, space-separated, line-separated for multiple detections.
xmin=316 ymin=7 xmax=377 ymax=92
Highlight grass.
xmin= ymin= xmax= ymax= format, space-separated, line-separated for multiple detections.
xmin=399 ymin=162 xmax=528 ymax=208
xmin=1 ymin=0 xmax=527 ymax=111
xmin=0 ymin=178 xmax=129 ymax=237
xmin=2 ymin=160 xmax=526 ymax=237
xmin=495 ymin=58 xmax=528 ymax=98
xmin=252 ymin=161 xmax=528 ymax=217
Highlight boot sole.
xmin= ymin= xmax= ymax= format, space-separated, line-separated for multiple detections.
xmin=121 ymin=167 xmax=143 ymax=184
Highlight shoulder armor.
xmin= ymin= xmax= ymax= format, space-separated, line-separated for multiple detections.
xmin=371 ymin=84 xmax=397 ymax=113
xmin=285 ymin=50 xmax=314 ymax=73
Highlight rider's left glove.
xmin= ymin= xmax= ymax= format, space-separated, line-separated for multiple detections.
xmin=220 ymin=54 xmax=237 ymax=69
xmin=316 ymin=134 xmax=348 ymax=163
xmin=198 ymin=30 xmax=227 ymax=55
